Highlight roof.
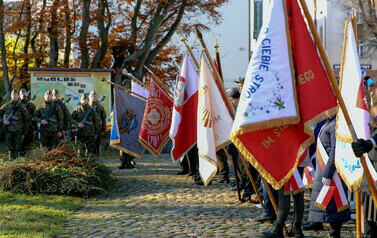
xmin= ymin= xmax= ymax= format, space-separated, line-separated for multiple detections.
xmin=28 ymin=68 xmax=114 ymax=73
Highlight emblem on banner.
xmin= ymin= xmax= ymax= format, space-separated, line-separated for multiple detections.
xmin=119 ymin=108 xmax=137 ymax=134
xmin=142 ymin=98 xmax=171 ymax=135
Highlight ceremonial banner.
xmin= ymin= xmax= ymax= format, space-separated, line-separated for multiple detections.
xmin=197 ymin=54 xmax=233 ymax=185
xmin=230 ymin=0 xmax=337 ymax=189
xmin=334 ymin=19 xmax=377 ymax=191
xmin=232 ymin=0 xmax=299 ymax=134
xmin=316 ymin=134 xmax=349 ymax=212
xmin=139 ymin=78 xmax=173 ymax=157
xmin=131 ymin=80 xmax=148 ymax=101
xmin=170 ymin=53 xmax=198 ymax=161
xmin=110 ymin=87 xmax=146 ymax=158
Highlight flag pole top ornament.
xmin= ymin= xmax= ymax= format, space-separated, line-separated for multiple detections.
xmin=213 ymin=34 xmax=219 ymax=52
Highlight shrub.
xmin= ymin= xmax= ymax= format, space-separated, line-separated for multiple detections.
xmin=0 ymin=143 xmax=115 ymax=197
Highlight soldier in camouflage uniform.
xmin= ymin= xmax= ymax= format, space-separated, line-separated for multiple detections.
xmin=0 ymin=89 xmax=29 ymax=159
xmin=71 ymin=94 xmax=100 ymax=155
xmin=19 ymin=88 xmax=37 ymax=155
xmin=52 ymin=89 xmax=71 ymax=142
xmin=33 ymin=90 xmax=64 ymax=150
xmin=89 ymin=90 xmax=106 ymax=156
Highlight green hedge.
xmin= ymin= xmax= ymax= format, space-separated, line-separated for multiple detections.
xmin=0 ymin=143 xmax=115 ymax=197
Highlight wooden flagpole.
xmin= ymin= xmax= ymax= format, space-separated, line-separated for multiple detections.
xmin=298 ymin=0 xmax=377 ymax=228
xmin=180 ymin=34 xmax=243 ymax=199
xmin=223 ymin=147 xmax=242 ymax=201
xmin=122 ymin=69 xmax=148 ymax=89
xmin=194 ymin=26 xmax=285 ymax=233
xmin=107 ymin=81 xmax=147 ymax=101
xmin=143 ymin=66 xmax=174 ymax=97
xmin=351 ymin=12 xmax=362 ymax=238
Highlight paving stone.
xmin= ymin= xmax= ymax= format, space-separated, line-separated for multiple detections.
xmin=57 ymin=153 xmax=356 ymax=237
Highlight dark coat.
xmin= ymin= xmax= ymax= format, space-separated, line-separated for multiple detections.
xmin=308 ymin=116 xmax=351 ymax=223
xmin=360 ymin=126 xmax=377 ymax=196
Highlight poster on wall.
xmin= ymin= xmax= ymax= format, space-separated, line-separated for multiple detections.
xmin=29 ymin=68 xmax=112 ymax=120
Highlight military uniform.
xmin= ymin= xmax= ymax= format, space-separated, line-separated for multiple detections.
xmin=0 ymin=89 xmax=29 ymax=159
xmin=33 ymin=91 xmax=64 ymax=150
xmin=53 ymin=89 xmax=71 ymax=141
xmin=71 ymin=95 xmax=100 ymax=155
xmin=89 ymin=91 xmax=107 ymax=156
xmin=20 ymin=88 xmax=37 ymax=155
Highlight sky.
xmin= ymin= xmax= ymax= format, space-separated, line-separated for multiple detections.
xmin=172 ymin=0 xmax=250 ymax=89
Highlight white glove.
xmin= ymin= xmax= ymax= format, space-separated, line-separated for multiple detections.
xmin=322 ymin=177 xmax=331 ymax=186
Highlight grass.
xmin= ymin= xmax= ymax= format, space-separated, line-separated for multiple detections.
xmin=0 ymin=191 xmax=84 ymax=238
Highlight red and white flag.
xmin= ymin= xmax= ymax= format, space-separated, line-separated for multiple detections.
xmin=169 ymin=53 xmax=198 ymax=161
xmin=316 ymin=134 xmax=349 ymax=212
xmin=139 ymin=77 xmax=173 ymax=157
xmin=197 ymin=54 xmax=233 ymax=186
xmin=230 ymin=0 xmax=337 ymax=189
xmin=334 ymin=18 xmax=377 ymax=191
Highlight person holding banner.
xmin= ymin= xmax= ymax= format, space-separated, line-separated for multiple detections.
xmin=309 ymin=116 xmax=350 ymax=238
xmin=353 ymin=90 xmax=377 ymax=237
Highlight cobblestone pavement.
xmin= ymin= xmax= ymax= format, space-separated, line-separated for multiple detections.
xmin=58 ymin=153 xmax=356 ymax=237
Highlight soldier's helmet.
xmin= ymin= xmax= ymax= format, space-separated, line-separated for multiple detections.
xmin=80 ymin=93 xmax=88 ymax=101
xmin=11 ymin=89 xmax=19 ymax=94
xmin=89 ymin=90 xmax=97 ymax=96
xmin=45 ymin=89 xmax=52 ymax=95
xmin=20 ymin=88 xmax=28 ymax=94
xmin=52 ymin=89 xmax=59 ymax=95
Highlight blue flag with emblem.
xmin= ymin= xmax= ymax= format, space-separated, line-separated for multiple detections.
xmin=110 ymin=87 xmax=146 ymax=158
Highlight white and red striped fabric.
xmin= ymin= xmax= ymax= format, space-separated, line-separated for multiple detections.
xmin=315 ymin=135 xmax=349 ymax=212
xmin=303 ymin=166 xmax=315 ymax=188
xmin=284 ymin=149 xmax=307 ymax=194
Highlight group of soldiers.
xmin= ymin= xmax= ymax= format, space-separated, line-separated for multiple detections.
xmin=0 ymin=88 xmax=107 ymax=159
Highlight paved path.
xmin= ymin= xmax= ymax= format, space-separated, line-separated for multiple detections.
xmin=58 ymin=153 xmax=356 ymax=237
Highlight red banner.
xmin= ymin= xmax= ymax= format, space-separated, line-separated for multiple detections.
xmin=231 ymin=0 xmax=337 ymax=189
xmin=139 ymin=77 xmax=173 ymax=157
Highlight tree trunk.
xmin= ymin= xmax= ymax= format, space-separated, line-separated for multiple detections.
xmin=0 ymin=0 xmax=11 ymax=97
xmin=48 ymin=0 xmax=60 ymax=68
xmin=91 ymin=0 xmax=111 ymax=68
xmin=31 ymin=0 xmax=47 ymax=68
xmin=79 ymin=0 xmax=91 ymax=68
xmin=63 ymin=0 xmax=73 ymax=67
xmin=113 ymin=3 xmax=165 ymax=84
xmin=20 ymin=0 xmax=31 ymax=83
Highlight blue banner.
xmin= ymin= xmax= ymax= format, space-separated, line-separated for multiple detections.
xmin=110 ymin=87 xmax=146 ymax=158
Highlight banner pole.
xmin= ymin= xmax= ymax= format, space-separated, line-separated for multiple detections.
xmin=107 ymin=81 xmax=147 ymax=101
xmin=298 ymin=0 xmax=377 ymax=210
xmin=194 ymin=25 xmax=288 ymax=233
xmin=239 ymin=154 xmax=264 ymax=208
xmin=351 ymin=13 xmax=362 ymax=238
xmin=262 ymin=178 xmax=289 ymax=236
xmin=223 ymin=148 xmax=242 ymax=201
xmin=180 ymin=36 xmax=200 ymax=69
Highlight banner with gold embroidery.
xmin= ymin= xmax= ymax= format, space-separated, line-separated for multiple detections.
xmin=139 ymin=77 xmax=173 ymax=157
xmin=110 ymin=87 xmax=146 ymax=158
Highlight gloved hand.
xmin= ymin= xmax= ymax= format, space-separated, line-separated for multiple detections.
xmin=322 ymin=177 xmax=331 ymax=186
xmin=351 ymin=139 xmax=374 ymax=157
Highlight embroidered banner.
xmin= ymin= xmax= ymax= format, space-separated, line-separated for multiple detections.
xmin=110 ymin=87 xmax=146 ymax=158
xmin=139 ymin=78 xmax=173 ymax=157
xmin=197 ymin=54 xmax=233 ymax=186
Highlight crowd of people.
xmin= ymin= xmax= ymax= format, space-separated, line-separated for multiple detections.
xmin=0 ymin=89 xmax=107 ymax=159
xmin=4 ymin=75 xmax=377 ymax=237
xmin=173 ymin=76 xmax=377 ymax=238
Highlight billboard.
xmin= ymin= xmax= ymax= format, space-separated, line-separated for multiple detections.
xmin=29 ymin=68 xmax=112 ymax=120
